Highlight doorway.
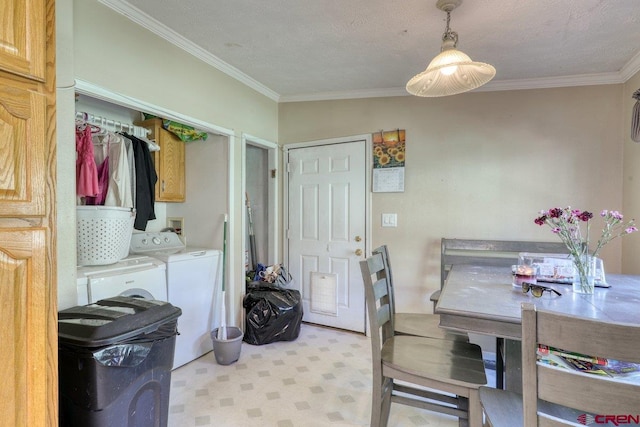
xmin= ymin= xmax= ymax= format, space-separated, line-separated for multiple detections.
xmin=243 ymin=135 xmax=279 ymax=271
xmin=284 ymin=135 xmax=372 ymax=333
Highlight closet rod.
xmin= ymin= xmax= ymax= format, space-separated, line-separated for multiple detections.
xmin=75 ymin=111 xmax=151 ymax=139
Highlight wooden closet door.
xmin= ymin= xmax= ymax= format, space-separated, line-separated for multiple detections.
xmin=0 ymin=229 xmax=47 ymax=426
xmin=0 ymin=0 xmax=46 ymax=81
xmin=0 ymin=0 xmax=57 ymax=425
xmin=0 ymin=73 xmax=46 ymax=216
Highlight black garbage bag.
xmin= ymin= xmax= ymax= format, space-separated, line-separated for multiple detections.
xmin=243 ymin=285 xmax=303 ymax=345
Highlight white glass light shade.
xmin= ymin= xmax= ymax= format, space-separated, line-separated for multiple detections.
xmin=406 ymin=48 xmax=496 ymax=97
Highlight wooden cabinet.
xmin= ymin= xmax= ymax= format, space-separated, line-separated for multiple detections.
xmin=0 ymin=229 xmax=48 ymax=426
xmin=0 ymin=73 xmax=47 ymax=217
xmin=0 ymin=0 xmax=46 ymax=81
xmin=137 ymin=118 xmax=186 ymax=202
xmin=0 ymin=0 xmax=57 ymax=426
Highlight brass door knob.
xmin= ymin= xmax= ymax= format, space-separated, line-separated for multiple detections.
xmin=355 ymin=249 xmax=363 ymax=256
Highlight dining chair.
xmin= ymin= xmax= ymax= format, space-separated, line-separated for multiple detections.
xmin=479 ymin=302 xmax=640 ymax=427
xmin=372 ymin=245 xmax=468 ymax=342
xmin=360 ymin=252 xmax=487 ymax=427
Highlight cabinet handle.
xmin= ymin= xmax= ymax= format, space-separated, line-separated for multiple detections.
xmin=162 ymin=180 xmax=165 ymax=192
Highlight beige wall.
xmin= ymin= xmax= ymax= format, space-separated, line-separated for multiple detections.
xmin=279 ymin=85 xmax=627 ymax=313
xmin=623 ymin=71 xmax=640 ymax=273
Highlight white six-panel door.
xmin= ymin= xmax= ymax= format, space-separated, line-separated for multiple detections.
xmin=287 ymin=139 xmax=368 ymax=332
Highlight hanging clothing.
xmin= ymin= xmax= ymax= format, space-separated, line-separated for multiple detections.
xmin=99 ymin=133 xmax=134 ymax=208
xmin=76 ymin=125 xmax=99 ymax=197
xmin=122 ymin=135 xmax=137 ymax=207
xmin=85 ymin=137 xmax=110 ymax=206
xmin=124 ymin=133 xmax=157 ymax=230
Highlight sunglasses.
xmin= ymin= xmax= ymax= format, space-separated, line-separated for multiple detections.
xmin=521 ymin=282 xmax=562 ymax=297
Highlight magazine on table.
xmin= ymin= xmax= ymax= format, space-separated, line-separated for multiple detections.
xmin=537 ymin=345 xmax=640 ymax=380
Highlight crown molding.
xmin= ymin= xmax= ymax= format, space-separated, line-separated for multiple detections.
xmin=99 ymin=0 xmax=640 ymax=104
xmin=279 ymin=72 xmax=625 ymax=102
xmin=620 ymin=50 xmax=640 ymax=82
xmin=98 ymin=0 xmax=280 ymax=102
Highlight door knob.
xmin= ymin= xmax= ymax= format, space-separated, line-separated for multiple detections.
xmin=355 ymin=249 xmax=363 ymax=256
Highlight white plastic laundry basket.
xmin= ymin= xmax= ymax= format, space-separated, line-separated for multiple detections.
xmin=76 ymin=206 xmax=136 ymax=266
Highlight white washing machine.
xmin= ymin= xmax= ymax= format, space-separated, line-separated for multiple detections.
xmin=130 ymin=231 xmax=222 ymax=369
xmin=76 ymin=255 xmax=168 ymax=306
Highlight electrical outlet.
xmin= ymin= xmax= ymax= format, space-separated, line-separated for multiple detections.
xmin=382 ymin=213 xmax=398 ymax=227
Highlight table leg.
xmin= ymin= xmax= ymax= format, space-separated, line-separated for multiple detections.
xmin=504 ymin=339 xmax=523 ymax=393
xmin=495 ymin=337 xmax=504 ymax=389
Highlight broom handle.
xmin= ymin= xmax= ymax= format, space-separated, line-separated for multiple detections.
xmin=218 ymin=214 xmax=228 ymax=340
xmin=246 ymin=193 xmax=258 ymax=271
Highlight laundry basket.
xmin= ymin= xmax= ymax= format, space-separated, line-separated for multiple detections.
xmin=76 ymin=206 xmax=136 ymax=266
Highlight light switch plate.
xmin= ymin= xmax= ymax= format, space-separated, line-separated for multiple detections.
xmin=382 ymin=213 xmax=397 ymax=227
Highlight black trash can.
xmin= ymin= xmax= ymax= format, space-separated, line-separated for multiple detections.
xmin=58 ymin=296 xmax=182 ymax=427
xmin=243 ymin=284 xmax=303 ymax=345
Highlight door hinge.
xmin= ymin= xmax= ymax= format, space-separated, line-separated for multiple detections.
xmin=271 ymin=169 xmax=277 ymax=178
xmin=286 ymin=162 xmax=291 ymax=173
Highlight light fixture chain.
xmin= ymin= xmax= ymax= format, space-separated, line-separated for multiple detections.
xmin=442 ymin=10 xmax=458 ymax=47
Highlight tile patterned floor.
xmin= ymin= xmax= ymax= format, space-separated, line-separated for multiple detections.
xmin=168 ymin=324 xmax=495 ymax=426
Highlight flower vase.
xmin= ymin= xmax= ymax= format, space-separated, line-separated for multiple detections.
xmin=572 ymin=255 xmax=596 ymax=294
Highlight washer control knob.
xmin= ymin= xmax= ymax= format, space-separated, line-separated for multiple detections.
xmin=141 ymin=238 xmax=148 ymax=245
xmin=152 ymin=236 xmax=161 ymax=245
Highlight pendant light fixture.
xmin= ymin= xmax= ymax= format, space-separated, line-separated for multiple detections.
xmin=406 ymin=0 xmax=495 ymax=97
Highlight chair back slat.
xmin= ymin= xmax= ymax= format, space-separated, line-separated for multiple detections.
xmin=372 ymin=246 xmax=395 ymax=314
xmin=360 ymin=252 xmax=395 ymax=350
xmin=376 ymin=303 xmax=391 ymax=331
xmin=372 ymin=277 xmax=389 ymax=302
xmin=521 ymin=302 xmax=640 ymax=425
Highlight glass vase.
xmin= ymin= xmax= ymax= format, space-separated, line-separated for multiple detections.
xmin=572 ymin=254 xmax=596 ymax=294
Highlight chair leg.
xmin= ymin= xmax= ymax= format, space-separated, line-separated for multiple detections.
xmin=371 ymin=377 xmax=393 ymax=427
xmin=380 ymin=378 xmax=393 ymax=427
xmin=496 ymin=338 xmax=504 ymax=389
xmin=467 ymin=389 xmax=483 ymax=427
xmin=371 ymin=383 xmax=382 ymax=427
xmin=457 ymin=396 xmax=469 ymax=427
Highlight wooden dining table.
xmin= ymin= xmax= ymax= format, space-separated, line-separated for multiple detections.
xmin=434 ymin=264 xmax=640 ymax=391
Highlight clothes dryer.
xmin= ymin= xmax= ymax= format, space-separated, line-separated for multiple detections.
xmin=76 ymin=255 xmax=168 ymax=305
xmin=130 ymin=232 xmax=222 ymax=369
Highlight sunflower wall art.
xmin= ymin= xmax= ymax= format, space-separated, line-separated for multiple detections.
xmin=372 ymin=129 xmax=406 ymax=192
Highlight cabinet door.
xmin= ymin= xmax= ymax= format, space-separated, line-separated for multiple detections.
xmin=0 ymin=74 xmax=46 ymax=217
xmin=156 ymin=128 xmax=185 ymax=202
xmin=0 ymin=228 xmax=47 ymax=426
xmin=0 ymin=0 xmax=46 ymax=81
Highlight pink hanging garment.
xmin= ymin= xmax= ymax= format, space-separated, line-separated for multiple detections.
xmin=76 ymin=126 xmax=99 ymax=197
xmin=85 ymin=145 xmax=110 ymax=205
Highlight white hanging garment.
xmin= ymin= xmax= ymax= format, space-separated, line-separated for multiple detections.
xmin=121 ymin=134 xmax=137 ymax=208
xmin=96 ymin=132 xmax=134 ymax=208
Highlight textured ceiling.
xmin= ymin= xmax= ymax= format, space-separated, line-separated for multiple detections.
xmin=102 ymin=0 xmax=640 ymax=101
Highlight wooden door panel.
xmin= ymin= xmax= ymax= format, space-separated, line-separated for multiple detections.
xmin=158 ymin=128 xmax=185 ymax=201
xmin=0 ymin=228 xmax=46 ymax=427
xmin=0 ymin=0 xmax=46 ymax=81
xmin=0 ymin=74 xmax=46 ymax=216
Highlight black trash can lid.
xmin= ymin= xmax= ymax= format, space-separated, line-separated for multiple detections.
xmin=58 ymin=296 xmax=182 ymax=347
